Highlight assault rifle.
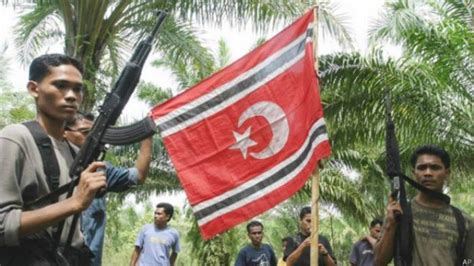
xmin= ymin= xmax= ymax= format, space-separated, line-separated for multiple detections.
xmin=384 ymin=91 xmax=412 ymax=266
xmin=384 ymin=91 xmax=452 ymax=266
xmin=51 ymin=11 xmax=167 ymax=253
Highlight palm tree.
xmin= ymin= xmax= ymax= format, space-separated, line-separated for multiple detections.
xmin=3 ymin=0 xmax=353 ymax=112
xmin=371 ymin=0 xmax=473 ymax=146
xmin=4 ymin=0 xmax=360 ymax=212
xmin=10 ymin=0 xmax=212 ymax=111
xmin=317 ymin=0 xmax=473 ymax=215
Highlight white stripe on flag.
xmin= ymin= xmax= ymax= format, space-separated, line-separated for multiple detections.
xmin=195 ymin=118 xmax=328 ymax=226
xmin=156 ymin=26 xmax=314 ymax=137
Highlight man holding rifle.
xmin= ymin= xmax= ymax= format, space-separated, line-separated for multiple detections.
xmin=0 ymin=54 xmax=107 ymax=265
xmin=374 ymin=145 xmax=473 ymax=266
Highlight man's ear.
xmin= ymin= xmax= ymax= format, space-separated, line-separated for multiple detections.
xmin=27 ymin=81 xmax=39 ymax=99
xmin=445 ymin=168 xmax=451 ymax=185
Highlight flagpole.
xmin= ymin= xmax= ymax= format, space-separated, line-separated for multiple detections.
xmin=310 ymin=4 xmax=320 ymax=266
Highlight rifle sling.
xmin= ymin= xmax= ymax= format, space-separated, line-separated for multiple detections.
xmin=397 ymin=175 xmax=466 ymax=266
xmin=23 ymin=121 xmax=61 ymax=196
xmin=23 ymin=121 xmax=77 ymax=209
xmin=399 ymin=173 xmax=451 ymax=204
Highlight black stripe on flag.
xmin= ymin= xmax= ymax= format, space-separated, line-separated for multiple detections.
xmin=158 ymin=28 xmax=314 ymax=133
xmin=195 ymin=122 xmax=326 ymax=221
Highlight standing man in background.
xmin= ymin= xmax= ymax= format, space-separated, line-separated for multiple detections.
xmin=278 ymin=237 xmax=292 ymax=266
xmin=235 ymin=220 xmax=277 ymax=266
xmin=130 ymin=202 xmax=180 ymax=266
xmin=349 ymin=218 xmax=382 ymax=266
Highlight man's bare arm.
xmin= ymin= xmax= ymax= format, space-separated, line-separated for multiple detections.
xmin=135 ymin=136 xmax=153 ymax=185
xmin=170 ymin=251 xmax=178 ymax=266
xmin=319 ymin=243 xmax=336 ymax=266
xmin=130 ymin=246 xmax=141 ymax=266
xmin=286 ymin=238 xmax=310 ymax=266
xmin=374 ymin=198 xmax=402 ymax=266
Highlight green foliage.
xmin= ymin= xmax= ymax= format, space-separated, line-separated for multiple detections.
xmin=8 ymin=0 xmax=353 ymax=111
xmin=137 ymin=81 xmax=172 ymax=107
xmin=319 ymin=213 xmax=369 ymax=265
xmin=185 ymin=206 xmax=244 ymax=265
xmin=103 ymin=199 xmax=154 ymax=266
xmin=0 ymin=89 xmax=35 ymax=128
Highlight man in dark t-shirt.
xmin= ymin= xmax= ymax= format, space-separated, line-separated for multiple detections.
xmin=235 ymin=220 xmax=277 ymax=266
xmin=349 ymin=218 xmax=382 ymax=266
xmin=374 ymin=145 xmax=474 ymax=265
xmin=283 ymin=207 xmax=336 ymax=266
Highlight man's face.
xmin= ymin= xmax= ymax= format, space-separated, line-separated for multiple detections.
xmin=300 ymin=213 xmax=311 ymax=236
xmin=412 ymin=154 xmax=449 ymax=192
xmin=369 ymin=223 xmax=382 ymax=239
xmin=64 ymin=118 xmax=92 ymax=147
xmin=248 ymin=225 xmax=264 ymax=247
xmin=28 ymin=64 xmax=83 ymax=123
xmin=154 ymin=207 xmax=170 ymax=227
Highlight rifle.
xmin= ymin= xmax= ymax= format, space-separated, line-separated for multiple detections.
xmin=52 ymin=11 xmax=167 ymax=253
xmin=384 ymin=91 xmax=412 ymax=266
xmin=384 ymin=91 xmax=453 ymax=265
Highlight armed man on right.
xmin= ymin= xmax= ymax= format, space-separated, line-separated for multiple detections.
xmin=374 ymin=144 xmax=474 ymax=266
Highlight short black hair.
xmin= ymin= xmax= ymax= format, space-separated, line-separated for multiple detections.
xmin=156 ymin=202 xmax=174 ymax=221
xmin=299 ymin=206 xmax=311 ymax=220
xmin=65 ymin=111 xmax=95 ymax=128
xmin=410 ymin=144 xmax=450 ymax=169
xmin=282 ymin=236 xmax=292 ymax=243
xmin=370 ymin=218 xmax=383 ymax=228
xmin=246 ymin=220 xmax=263 ymax=233
xmin=29 ymin=54 xmax=83 ymax=82
xmin=82 ymin=112 xmax=95 ymax=121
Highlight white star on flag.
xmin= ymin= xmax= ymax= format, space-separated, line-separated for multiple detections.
xmin=229 ymin=127 xmax=257 ymax=159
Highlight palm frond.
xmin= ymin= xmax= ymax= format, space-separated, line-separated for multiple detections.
xmin=14 ymin=4 xmax=63 ymax=65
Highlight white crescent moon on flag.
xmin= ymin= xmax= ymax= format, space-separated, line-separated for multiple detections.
xmin=235 ymin=101 xmax=290 ymax=160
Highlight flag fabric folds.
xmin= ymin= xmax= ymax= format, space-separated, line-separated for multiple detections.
xmin=150 ymin=9 xmax=331 ymax=239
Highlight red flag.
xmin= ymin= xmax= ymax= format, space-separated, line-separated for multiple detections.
xmin=150 ymin=9 xmax=330 ymax=239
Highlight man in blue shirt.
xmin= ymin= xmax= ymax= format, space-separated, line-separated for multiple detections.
xmin=130 ymin=202 xmax=180 ymax=266
xmin=65 ymin=112 xmax=153 ymax=266
xmin=235 ymin=220 xmax=277 ymax=266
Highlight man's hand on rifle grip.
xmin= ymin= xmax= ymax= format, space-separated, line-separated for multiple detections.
xmin=385 ymin=196 xmax=403 ymax=228
xmin=73 ymin=161 xmax=107 ymax=211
